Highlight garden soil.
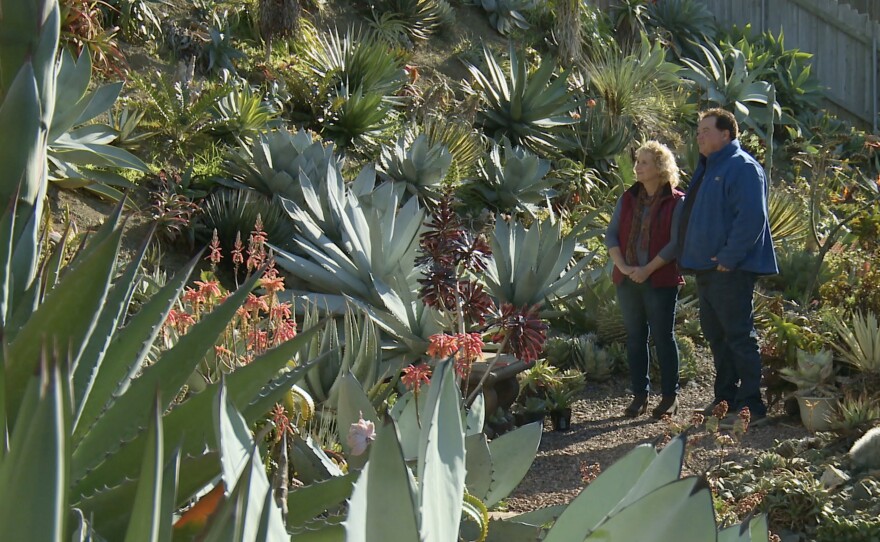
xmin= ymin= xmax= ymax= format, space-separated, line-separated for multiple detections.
xmin=505 ymin=352 xmax=812 ymax=513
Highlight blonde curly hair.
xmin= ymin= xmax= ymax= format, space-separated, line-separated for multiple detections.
xmin=636 ymin=141 xmax=680 ymax=188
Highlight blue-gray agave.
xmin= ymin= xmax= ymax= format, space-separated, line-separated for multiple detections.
xmin=378 ymin=133 xmax=453 ymax=202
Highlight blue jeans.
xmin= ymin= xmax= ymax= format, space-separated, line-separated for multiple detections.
xmin=696 ymin=270 xmax=767 ymax=417
xmin=616 ymin=279 xmax=680 ymax=396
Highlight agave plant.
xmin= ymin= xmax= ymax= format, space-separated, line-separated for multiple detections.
xmin=484 ymin=217 xmax=594 ymax=307
xmin=467 ymin=137 xmax=558 ymax=216
xmin=378 ymin=133 xmax=453 ymax=201
xmin=466 ymin=44 xmax=578 ymax=154
xmin=342 ymin=359 xmax=771 ymax=541
xmin=48 ymin=48 xmax=150 ymax=200
xmin=274 ymin=173 xmax=443 ymax=359
xmin=680 ymin=41 xmax=782 ymax=141
xmin=479 ymin=0 xmax=535 ymax=35
xmin=224 ymin=127 xmax=338 ymax=206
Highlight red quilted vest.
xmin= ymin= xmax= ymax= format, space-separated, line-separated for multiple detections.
xmin=611 ymin=183 xmax=685 ymax=288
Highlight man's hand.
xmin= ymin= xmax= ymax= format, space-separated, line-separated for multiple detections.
xmin=711 ymin=256 xmax=730 ymax=272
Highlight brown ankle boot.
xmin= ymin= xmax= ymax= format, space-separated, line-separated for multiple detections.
xmin=651 ymin=395 xmax=678 ymax=419
xmin=624 ymin=394 xmax=649 ymax=417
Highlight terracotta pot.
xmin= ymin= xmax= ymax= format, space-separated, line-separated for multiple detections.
xmin=797 ymin=395 xmax=838 ymax=432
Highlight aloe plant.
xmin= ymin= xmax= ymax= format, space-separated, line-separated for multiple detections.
xmin=484 ymin=217 xmax=594 ymax=307
xmin=378 ymin=133 xmax=453 ymax=201
xmin=468 ymin=137 xmax=558 ymax=216
xmin=831 ymin=312 xmax=880 ymax=376
xmin=466 ymin=44 xmax=578 ymax=154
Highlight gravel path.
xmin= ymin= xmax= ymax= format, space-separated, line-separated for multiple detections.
xmin=505 ymin=356 xmax=812 ymax=512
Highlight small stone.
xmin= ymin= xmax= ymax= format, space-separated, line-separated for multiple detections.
xmin=819 ymin=465 xmax=849 ymax=489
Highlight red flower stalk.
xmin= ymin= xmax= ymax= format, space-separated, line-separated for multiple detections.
xmin=493 ymin=303 xmax=548 ymax=364
xmin=207 ymin=228 xmax=223 ymax=265
xmin=401 ymin=363 xmax=432 ymax=393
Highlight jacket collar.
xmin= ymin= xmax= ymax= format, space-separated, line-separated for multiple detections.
xmin=625 ymin=181 xmax=677 ymax=199
xmin=699 ymin=139 xmax=741 ymax=167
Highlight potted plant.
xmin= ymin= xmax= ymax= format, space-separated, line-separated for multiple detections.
xmin=545 ymin=370 xmax=586 ymax=431
xmin=779 ymin=348 xmax=840 ymax=431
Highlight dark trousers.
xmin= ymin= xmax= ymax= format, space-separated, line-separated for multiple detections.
xmin=696 ymin=270 xmax=767 ymax=416
xmin=616 ymin=279 xmax=680 ymax=397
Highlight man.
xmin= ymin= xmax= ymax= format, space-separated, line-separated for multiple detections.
xmin=679 ymin=108 xmax=778 ymax=424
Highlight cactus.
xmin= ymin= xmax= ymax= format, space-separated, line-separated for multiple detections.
xmin=850 ymin=426 xmax=880 ymax=472
xmin=596 ymin=301 xmax=628 ymax=346
xmin=572 ymin=333 xmax=614 ymax=381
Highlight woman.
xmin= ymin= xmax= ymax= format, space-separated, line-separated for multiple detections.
xmin=605 ymin=141 xmax=684 ymax=419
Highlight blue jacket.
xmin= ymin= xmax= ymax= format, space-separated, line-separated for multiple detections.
xmin=679 ymin=140 xmax=778 ymax=274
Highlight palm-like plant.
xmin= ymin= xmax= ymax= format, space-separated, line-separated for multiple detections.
xmin=466 ymin=44 xmax=578 ymax=154
xmin=374 ymin=0 xmax=452 ymax=42
xmin=645 ymin=0 xmax=717 ymax=61
xmin=467 ymin=137 xmax=558 ymax=216
xmin=680 ymin=41 xmax=782 ymax=141
xmin=421 ymin=115 xmax=484 ymax=181
xmin=302 ymin=26 xmax=405 ymax=101
xmin=583 ymin=37 xmax=683 ymax=140
xmin=479 ymin=0 xmax=535 ymax=35
xmin=210 ymin=81 xmax=281 ymax=141
xmin=768 ymin=188 xmax=808 ymax=243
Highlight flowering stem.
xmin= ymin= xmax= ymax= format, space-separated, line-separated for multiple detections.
xmin=465 ymin=333 xmax=510 ymax=407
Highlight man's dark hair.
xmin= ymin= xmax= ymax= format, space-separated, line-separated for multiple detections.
xmin=699 ymin=108 xmax=738 ymax=140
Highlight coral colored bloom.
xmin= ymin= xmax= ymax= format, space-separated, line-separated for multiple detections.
xmin=244 ymin=293 xmax=270 ymax=314
xmin=401 ymin=364 xmax=432 ymax=392
xmin=232 ymin=232 xmax=244 ymax=265
xmin=195 ymin=280 xmax=222 ymax=300
xmin=271 ymin=302 xmax=292 ymax=320
xmin=427 ymin=334 xmax=458 ymax=359
xmin=273 ymin=320 xmax=297 ymax=344
xmin=347 ymin=414 xmax=376 ymax=456
xmin=207 ymin=229 xmax=223 ymax=264
xmin=260 ymin=274 xmax=285 ymax=295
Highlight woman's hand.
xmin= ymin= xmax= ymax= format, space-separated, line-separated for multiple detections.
xmin=629 ymin=266 xmax=652 ymax=283
xmin=617 ymin=263 xmax=637 ymax=276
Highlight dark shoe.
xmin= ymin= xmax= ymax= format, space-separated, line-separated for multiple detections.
xmin=719 ymin=409 xmax=767 ymax=430
xmin=624 ymin=394 xmax=649 ymax=418
xmin=651 ymin=395 xmax=679 ymax=419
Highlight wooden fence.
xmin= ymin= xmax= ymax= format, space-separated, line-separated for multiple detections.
xmin=587 ymin=0 xmax=880 ymax=130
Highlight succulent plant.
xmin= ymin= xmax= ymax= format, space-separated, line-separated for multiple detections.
xmin=466 ymin=44 xmax=578 ymax=155
xmin=572 ymin=333 xmax=614 ymax=382
xmin=378 ymin=133 xmax=453 ymax=201
xmin=225 ymin=127 xmax=337 ymax=204
xmin=468 ymin=137 xmax=559 ymax=216
xmin=484 ymin=216 xmax=594 ymax=308
xmin=479 ymin=0 xmax=535 ymax=35
xmin=779 ymin=349 xmax=838 ymax=397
